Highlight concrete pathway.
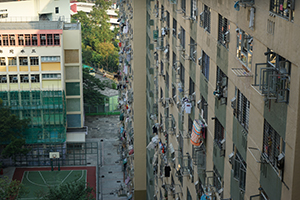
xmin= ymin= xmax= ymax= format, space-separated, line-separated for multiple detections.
xmin=85 ymin=115 xmax=127 ymax=200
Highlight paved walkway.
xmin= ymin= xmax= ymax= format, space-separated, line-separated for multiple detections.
xmin=85 ymin=115 xmax=127 ymax=200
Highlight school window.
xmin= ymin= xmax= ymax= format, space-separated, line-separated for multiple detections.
xmin=32 ymin=34 xmax=38 ymax=46
xmin=0 ymin=75 xmax=7 ymax=83
xmin=201 ymin=51 xmax=210 ymax=80
xmin=47 ymin=34 xmax=53 ymax=45
xmin=54 ymin=34 xmax=60 ymax=45
xmin=0 ymin=57 xmax=5 ymax=66
xmin=42 ymin=74 xmax=61 ymax=79
xmin=218 ymin=14 xmax=230 ymax=48
xmin=8 ymin=57 xmax=17 ymax=65
xmin=41 ymin=56 xmax=60 ymax=62
xmin=55 ymin=7 xmax=59 ymax=14
xmin=200 ymin=5 xmax=211 ymax=33
xmin=2 ymin=35 xmax=8 ymax=46
xmin=173 ymin=18 xmax=177 ymax=37
xmin=263 ymin=119 xmax=285 ymax=171
xmin=214 ymin=118 xmax=224 ymax=149
xmin=233 ymin=88 xmax=250 ymax=132
xmin=233 ymin=149 xmax=247 ymax=191
xmin=270 ymin=0 xmax=294 ymax=21
xmin=31 ymin=74 xmax=40 ymax=83
xmin=18 ymin=34 xmax=24 ymax=45
xmin=40 ymin=34 xmax=46 ymax=45
xmin=20 ymin=75 xmax=29 ymax=83
xmin=25 ymin=34 xmax=31 ymax=46
xmin=236 ymin=28 xmax=253 ymax=70
xmin=30 ymin=57 xmax=39 ymax=66
xmin=19 ymin=57 xmax=28 ymax=66
xmin=9 ymin=35 xmax=15 ymax=46
xmin=9 ymin=75 xmax=18 ymax=83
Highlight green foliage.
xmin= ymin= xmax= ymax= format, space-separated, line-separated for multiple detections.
xmin=72 ymin=1 xmax=119 ymax=72
xmin=0 ymin=99 xmax=30 ymax=143
xmin=112 ymin=82 xmax=117 ymax=90
xmin=0 ymin=176 xmax=28 ymax=200
xmin=2 ymin=137 xmax=30 ymax=162
xmin=40 ymin=181 xmax=95 ymax=200
xmin=83 ymin=68 xmax=105 ymax=105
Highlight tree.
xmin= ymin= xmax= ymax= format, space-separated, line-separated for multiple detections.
xmin=2 ymin=137 xmax=31 ymax=163
xmin=83 ymin=68 xmax=106 ymax=105
xmin=0 ymin=176 xmax=28 ymax=200
xmin=40 ymin=181 xmax=95 ymax=200
xmin=0 ymin=99 xmax=30 ymax=143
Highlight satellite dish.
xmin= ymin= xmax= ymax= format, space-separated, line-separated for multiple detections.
xmin=234 ymin=1 xmax=240 ymax=11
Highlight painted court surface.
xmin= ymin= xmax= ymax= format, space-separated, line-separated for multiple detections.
xmin=13 ymin=166 xmax=96 ymax=200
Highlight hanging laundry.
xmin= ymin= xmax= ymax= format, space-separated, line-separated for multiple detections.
xmin=185 ymin=102 xmax=192 ymax=114
xmin=190 ymin=119 xmax=206 ymax=146
xmin=123 ymin=65 xmax=128 ymax=75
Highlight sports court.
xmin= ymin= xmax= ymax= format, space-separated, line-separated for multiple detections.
xmin=13 ymin=166 xmax=96 ymax=200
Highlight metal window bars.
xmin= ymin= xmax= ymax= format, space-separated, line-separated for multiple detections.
xmin=218 ymin=14 xmax=230 ymax=48
xmin=214 ymin=118 xmax=224 ymax=149
xmin=234 ymin=89 xmax=250 ymax=132
xmin=200 ymin=5 xmax=211 ymax=33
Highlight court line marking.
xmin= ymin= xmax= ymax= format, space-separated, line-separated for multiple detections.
xmin=38 ymin=171 xmax=47 ymax=185
xmin=26 ymin=171 xmax=48 ymax=187
xmin=60 ymin=170 xmax=73 ymax=184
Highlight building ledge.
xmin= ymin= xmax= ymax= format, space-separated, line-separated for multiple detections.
xmin=231 ymin=68 xmax=253 ymax=77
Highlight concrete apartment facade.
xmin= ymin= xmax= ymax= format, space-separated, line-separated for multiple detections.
xmin=0 ymin=0 xmax=85 ymax=144
xmin=118 ymin=0 xmax=300 ymax=200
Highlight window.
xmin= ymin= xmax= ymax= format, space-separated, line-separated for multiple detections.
xmin=47 ymin=34 xmax=53 ymax=45
xmin=41 ymin=56 xmax=60 ymax=62
xmin=160 ymin=87 xmax=163 ymax=99
xmin=25 ymin=34 xmax=31 ymax=46
xmin=9 ymin=75 xmax=18 ymax=83
xmin=30 ymin=57 xmax=39 ymax=66
xmin=42 ymin=74 xmax=61 ymax=79
xmin=2 ymin=35 xmax=8 ymax=46
xmin=218 ymin=14 xmax=230 ymax=48
xmin=236 ymin=28 xmax=253 ymax=70
xmin=213 ymin=166 xmax=222 ymax=194
xmin=270 ymin=0 xmax=294 ymax=21
xmin=189 ymin=37 xmax=196 ymax=62
xmin=214 ymin=118 xmax=224 ymax=149
xmin=20 ymin=74 xmax=29 ymax=83
xmin=172 ymin=51 xmax=177 ymax=68
xmin=19 ymin=57 xmax=28 ymax=66
xmin=180 ymin=63 xmax=185 ymax=89
xmin=200 ymin=95 xmax=208 ymax=122
xmin=187 ymin=188 xmax=192 ymax=200
xmin=0 ymin=75 xmax=7 ymax=83
xmin=40 ymin=34 xmax=46 ymax=45
xmin=200 ymin=5 xmax=211 ymax=33
xmin=161 ymin=5 xmax=164 ymax=20
xmin=181 ymin=0 xmax=186 ymax=13
xmin=54 ymin=34 xmax=60 ymax=45
xmin=215 ymin=66 xmax=228 ymax=104
xmin=179 ymin=26 xmax=185 ymax=49
xmin=233 ymin=149 xmax=247 ymax=191
xmin=166 ymin=71 xmax=169 ymax=90
xmin=263 ymin=119 xmax=285 ymax=171
xmin=160 ymin=61 xmax=164 ymax=75
xmin=172 ymin=83 xmax=177 ymax=100
xmin=55 ymin=7 xmax=59 ymax=14
xmin=31 ymin=74 xmax=40 ymax=83
xmin=8 ymin=57 xmax=16 ymax=65
xmin=32 ymin=34 xmax=38 ymax=46
xmin=166 ymin=11 xmax=170 ymax=28
xmin=173 ymin=18 xmax=177 ymax=37
xmin=189 ymin=78 xmax=195 ymax=96
xmin=0 ymin=57 xmax=5 ymax=66
xmin=201 ymin=51 xmax=210 ymax=80
xmin=18 ymin=34 xmax=24 ymax=45
xmin=9 ymin=35 xmax=15 ymax=46
xmin=233 ymin=88 xmax=250 ymax=132
xmin=190 ymin=0 xmax=197 ymax=20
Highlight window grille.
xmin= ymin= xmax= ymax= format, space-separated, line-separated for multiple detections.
xmin=201 ymin=51 xmax=210 ymax=80
xmin=189 ymin=78 xmax=195 ymax=96
xmin=263 ymin=119 xmax=284 ymax=171
xmin=190 ymin=0 xmax=197 ymax=19
xmin=200 ymin=95 xmax=208 ymax=122
xmin=234 ymin=89 xmax=250 ymax=132
xmin=233 ymin=150 xmax=247 ymax=191
xmin=189 ymin=37 xmax=196 ymax=62
xmin=214 ymin=118 xmax=224 ymax=149
xmin=236 ymin=28 xmax=253 ymax=70
xmin=31 ymin=74 xmax=40 ymax=83
xmin=9 ymin=75 xmax=18 ymax=83
xmin=8 ymin=57 xmax=16 ymax=66
xmin=42 ymin=74 xmax=61 ymax=79
xmin=47 ymin=34 xmax=53 ymax=45
xmin=54 ymin=34 xmax=60 ymax=45
xmin=200 ymin=5 xmax=211 ymax=33
xmin=166 ymin=11 xmax=170 ymax=28
xmin=41 ymin=56 xmax=60 ymax=62
xmin=19 ymin=57 xmax=28 ymax=66
xmin=181 ymin=0 xmax=186 ymax=13
xmin=18 ymin=34 xmax=24 ymax=45
xmin=218 ymin=14 xmax=230 ymax=48
xmin=32 ymin=34 xmax=37 ymax=46
xmin=270 ymin=0 xmax=294 ymax=21
xmin=30 ymin=57 xmax=39 ymax=66
xmin=173 ymin=18 xmax=177 ymax=37
xmin=180 ymin=63 xmax=185 ymax=89
xmin=180 ymin=26 xmax=185 ymax=49
xmin=9 ymin=35 xmax=15 ymax=46
xmin=216 ymin=66 xmax=228 ymax=104
xmin=2 ymin=35 xmax=8 ymax=46
xmin=25 ymin=34 xmax=31 ymax=46
xmin=0 ymin=57 xmax=5 ymax=66
xmin=0 ymin=75 xmax=7 ymax=83
xmin=213 ymin=166 xmax=222 ymax=193
xmin=20 ymin=75 xmax=29 ymax=83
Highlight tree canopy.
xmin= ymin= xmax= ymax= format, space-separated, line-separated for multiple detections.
xmin=0 ymin=99 xmax=30 ymax=143
xmin=0 ymin=176 xmax=28 ymax=200
xmin=72 ymin=0 xmax=119 ymax=72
